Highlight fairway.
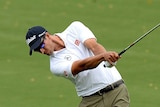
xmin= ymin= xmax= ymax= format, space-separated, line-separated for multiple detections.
xmin=0 ymin=0 xmax=160 ymax=107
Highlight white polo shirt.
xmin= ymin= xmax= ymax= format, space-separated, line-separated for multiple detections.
xmin=50 ymin=21 xmax=122 ymax=97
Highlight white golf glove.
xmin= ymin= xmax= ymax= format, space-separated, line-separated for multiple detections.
xmin=104 ymin=61 xmax=117 ymax=68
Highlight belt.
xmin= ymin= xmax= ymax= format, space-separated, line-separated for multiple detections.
xmin=83 ymin=79 xmax=124 ymax=98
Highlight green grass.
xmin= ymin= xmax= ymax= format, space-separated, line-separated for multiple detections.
xmin=0 ymin=0 xmax=160 ymax=107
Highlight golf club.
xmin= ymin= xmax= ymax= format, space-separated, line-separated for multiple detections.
xmin=104 ymin=23 xmax=160 ymax=67
xmin=119 ymin=23 xmax=160 ymax=56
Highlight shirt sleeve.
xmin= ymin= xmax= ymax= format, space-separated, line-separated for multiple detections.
xmin=50 ymin=58 xmax=76 ymax=82
xmin=64 ymin=21 xmax=97 ymax=43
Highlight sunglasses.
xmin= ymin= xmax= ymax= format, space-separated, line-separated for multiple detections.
xmin=34 ymin=36 xmax=45 ymax=52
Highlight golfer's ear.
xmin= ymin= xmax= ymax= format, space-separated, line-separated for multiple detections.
xmin=39 ymin=48 xmax=45 ymax=54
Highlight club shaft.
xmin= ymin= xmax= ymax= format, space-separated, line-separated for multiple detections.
xmin=119 ymin=23 xmax=160 ymax=56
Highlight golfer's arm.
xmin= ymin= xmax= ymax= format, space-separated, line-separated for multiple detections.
xmin=84 ymin=38 xmax=107 ymax=55
xmin=71 ymin=39 xmax=108 ymax=75
xmin=72 ymin=54 xmax=105 ymax=75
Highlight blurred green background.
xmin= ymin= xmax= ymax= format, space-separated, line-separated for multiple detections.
xmin=0 ymin=0 xmax=160 ymax=107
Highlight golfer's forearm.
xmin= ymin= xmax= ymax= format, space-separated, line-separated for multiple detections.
xmin=84 ymin=39 xmax=107 ymax=55
xmin=72 ymin=54 xmax=105 ymax=75
xmin=82 ymin=54 xmax=104 ymax=69
xmin=91 ymin=44 xmax=107 ymax=55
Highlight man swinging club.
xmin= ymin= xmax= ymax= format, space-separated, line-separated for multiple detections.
xmin=25 ymin=21 xmax=130 ymax=107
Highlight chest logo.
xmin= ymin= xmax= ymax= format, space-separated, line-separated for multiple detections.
xmin=75 ymin=39 xmax=80 ymax=46
xmin=64 ymin=55 xmax=72 ymax=61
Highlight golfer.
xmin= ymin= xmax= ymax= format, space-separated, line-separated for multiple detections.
xmin=25 ymin=21 xmax=130 ymax=107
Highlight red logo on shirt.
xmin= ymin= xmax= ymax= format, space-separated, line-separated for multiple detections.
xmin=64 ymin=71 xmax=68 ymax=77
xmin=75 ymin=39 xmax=80 ymax=46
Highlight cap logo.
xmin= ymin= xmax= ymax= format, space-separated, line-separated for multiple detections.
xmin=38 ymin=31 xmax=46 ymax=37
xmin=26 ymin=31 xmax=46 ymax=45
xmin=26 ymin=35 xmax=36 ymax=45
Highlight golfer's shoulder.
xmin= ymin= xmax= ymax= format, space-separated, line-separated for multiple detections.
xmin=71 ymin=21 xmax=83 ymax=25
xmin=69 ymin=21 xmax=85 ymax=28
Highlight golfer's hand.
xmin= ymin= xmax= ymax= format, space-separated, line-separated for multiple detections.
xmin=103 ymin=51 xmax=120 ymax=65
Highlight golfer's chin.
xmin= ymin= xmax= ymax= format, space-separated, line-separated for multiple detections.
xmin=44 ymin=53 xmax=50 ymax=56
xmin=45 ymin=51 xmax=54 ymax=56
xmin=43 ymin=53 xmax=51 ymax=56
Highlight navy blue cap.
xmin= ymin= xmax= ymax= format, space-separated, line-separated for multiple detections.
xmin=25 ymin=26 xmax=47 ymax=55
